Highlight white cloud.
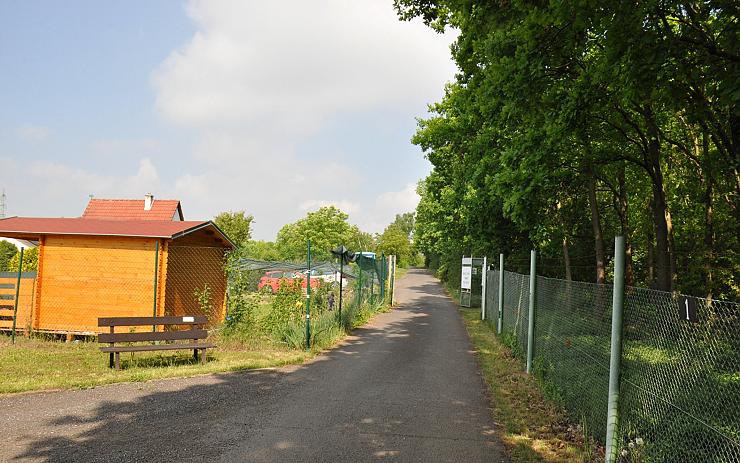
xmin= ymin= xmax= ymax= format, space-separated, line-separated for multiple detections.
xmin=153 ymin=0 xmax=456 ymax=136
xmin=0 ymin=157 xmax=163 ymax=217
xmin=299 ymin=199 xmax=360 ymax=215
xmin=358 ymin=183 xmax=420 ymax=233
xmin=148 ymin=1 xmax=454 ymax=238
xmin=2 ymin=2 xmax=452 ymax=239
xmin=16 ymin=125 xmax=50 ymax=142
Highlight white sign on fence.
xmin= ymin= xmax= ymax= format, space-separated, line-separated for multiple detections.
xmin=461 ymin=266 xmax=472 ymax=290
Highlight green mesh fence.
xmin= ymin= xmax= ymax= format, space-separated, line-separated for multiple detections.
xmin=225 ymin=250 xmax=393 ymax=349
xmin=485 ymin=269 xmax=740 ymax=462
xmin=619 ymin=288 xmax=740 ymax=462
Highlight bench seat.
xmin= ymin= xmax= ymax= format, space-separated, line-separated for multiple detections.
xmin=97 ymin=315 xmax=214 ymax=370
xmin=100 ymin=343 xmax=215 ymax=353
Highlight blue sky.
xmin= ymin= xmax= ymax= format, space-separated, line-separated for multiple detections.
xmin=0 ymin=1 xmax=456 ymax=239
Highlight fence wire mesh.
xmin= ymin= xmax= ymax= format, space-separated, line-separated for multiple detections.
xmin=619 ymin=288 xmax=740 ymax=462
xmin=1 ymin=241 xmax=229 ymax=335
xmin=485 ymin=268 xmax=740 ymax=462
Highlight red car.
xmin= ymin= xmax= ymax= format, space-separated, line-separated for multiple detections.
xmin=257 ymin=271 xmax=322 ymax=293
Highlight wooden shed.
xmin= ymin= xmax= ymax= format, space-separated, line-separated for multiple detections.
xmin=0 ymin=217 xmax=233 ymax=334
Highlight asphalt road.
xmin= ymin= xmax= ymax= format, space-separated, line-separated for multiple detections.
xmin=1 ymin=269 xmax=507 ymax=463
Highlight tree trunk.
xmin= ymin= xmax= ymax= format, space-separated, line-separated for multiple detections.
xmin=644 ymin=109 xmax=674 ymax=292
xmin=562 ymin=235 xmax=572 ymax=281
xmin=587 ymin=169 xmax=607 ymax=284
xmin=646 ymin=207 xmax=655 ymax=288
xmin=703 ymin=131 xmax=714 ymax=301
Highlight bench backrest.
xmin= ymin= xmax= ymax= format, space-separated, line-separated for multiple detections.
xmin=97 ymin=316 xmax=208 ymax=344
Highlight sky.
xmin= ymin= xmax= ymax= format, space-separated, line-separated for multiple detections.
xmin=0 ymin=1 xmax=456 ymax=240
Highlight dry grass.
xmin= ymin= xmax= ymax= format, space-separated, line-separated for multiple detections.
xmin=459 ymin=308 xmax=601 ymax=462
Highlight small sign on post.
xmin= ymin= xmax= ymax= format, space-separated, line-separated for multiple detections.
xmin=678 ymin=296 xmax=698 ymax=323
xmin=461 ymin=266 xmax=472 ymax=290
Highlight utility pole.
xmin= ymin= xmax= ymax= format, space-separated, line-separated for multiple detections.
xmin=0 ymin=188 xmax=6 ymax=218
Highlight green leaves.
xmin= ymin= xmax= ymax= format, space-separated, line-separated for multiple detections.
xmin=275 ymin=206 xmax=361 ymax=261
xmin=214 ymin=211 xmax=254 ymax=247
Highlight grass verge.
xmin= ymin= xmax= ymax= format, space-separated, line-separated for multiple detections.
xmin=459 ymin=307 xmax=601 ymax=462
xmin=0 ymin=334 xmax=310 ymax=394
xmin=0 ymin=300 xmax=391 ymax=395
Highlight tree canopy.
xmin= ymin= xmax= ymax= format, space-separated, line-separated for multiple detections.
xmin=275 ymin=206 xmax=370 ymax=261
xmin=377 ymin=212 xmax=416 ymax=267
xmin=214 ymin=211 xmax=254 ymax=247
xmin=395 ymin=0 xmax=739 ymax=299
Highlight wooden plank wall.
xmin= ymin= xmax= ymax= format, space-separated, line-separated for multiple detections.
xmin=35 ymin=236 xmax=159 ymax=333
xmin=0 ymin=272 xmax=37 ymax=331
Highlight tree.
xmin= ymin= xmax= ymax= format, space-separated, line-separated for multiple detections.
xmin=390 ymin=212 xmax=415 ymax=240
xmin=276 ymin=207 xmax=365 ymax=261
xmin=377 ymin=224 xmax=412 ymax=267
xmin=8 ymin=247 xmax=38 ymax=272
xmin=214 ymin=211 xmax=254 ymax=247
xmin=0 ymin=241 xmax=16 ymax=271
xmin=395 ymin=0 xmax=739 ymax=298
xmin=240 ymin=240 xmax=281 ymax=261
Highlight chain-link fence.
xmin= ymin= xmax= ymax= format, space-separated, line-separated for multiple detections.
xmin=484 ymin=267 xmax=740 ymax=462
xmin=2 ymin=238 xmax=397 ymax=352
xmin=619 ymin=288 xmax=740 ymax=462
xmin=226 ymin=250 xmax=396 ymax=349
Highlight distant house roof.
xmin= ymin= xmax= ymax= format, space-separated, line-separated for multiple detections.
xmin=82 ymin=198 xmax=184 ymax=221
xmin=0 ymin=217 xmax=233 ymax=247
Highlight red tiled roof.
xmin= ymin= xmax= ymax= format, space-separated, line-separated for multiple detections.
xmin=82 ymin=199 xmax=183 ymax=221
xmin=0 ymin=217 xmax=232 ymax=246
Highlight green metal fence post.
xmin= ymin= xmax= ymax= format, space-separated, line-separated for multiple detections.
xmin=380 ymin=253 xmax=385 ymax=302
xmin=306 ymin=239 xmax=312 ymax=350
xmin=152 ymin=240 xmax=159 ymax=332
xmin=497 ymin=253 xmax=504 ymax=334
xmin=11 ymin=247 xmax=24 ymax=344
xmin=338 ymin=255 xmax=344 ymax=325
xmin=370 ymin=258 xmax=374 ymax=303
xmin=358 ymin=259 xmax=363 ymax=306
xmin=526 ymin=249 xmax=536 ymax=374
xmin=605 ymin=236 xmax=626 ymax=462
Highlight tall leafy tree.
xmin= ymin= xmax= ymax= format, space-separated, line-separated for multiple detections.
xmin=214 ymin=211 xmax=254 ymax=247
xmin=395 ymin=0 xmax=739 ymax=298
xmin=276 ymin=207 xmax=368 ymax=261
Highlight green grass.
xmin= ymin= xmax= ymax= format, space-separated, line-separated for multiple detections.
xmin=0 ymin=333 xmax=311 ymax=394
xmin=0 ymin=293 xmax=395 ymax=395
xmin=459 ymin=307 xmax=600 ymax=462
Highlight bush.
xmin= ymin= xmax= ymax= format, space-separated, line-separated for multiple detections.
xmin=261 ymin=281 xmax=303 ymax=334
xmin=7 ymin=247 xmax=38 ymax=272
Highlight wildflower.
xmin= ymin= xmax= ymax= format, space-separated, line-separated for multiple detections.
xmin=621 ymin=449 xmax=629 ymax=457
xmin=628 ymin=442 xmax=635 ymax=449
xmin=636 ymin=437 xmax=644 ymax=446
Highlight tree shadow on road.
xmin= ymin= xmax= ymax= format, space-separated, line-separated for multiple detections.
xmin=11 ymin=288 xmax=506 ymax=463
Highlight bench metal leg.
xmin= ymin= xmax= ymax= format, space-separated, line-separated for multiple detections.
xmin=109 ymin=352 xmax=114 ymax=369
xmin=193 ymin=349 xmax=199 ymax=361
xmin=200 ymin=348 xmax=206 ymax=365
xmin=114 ymin=352 xmax=121 ymax=370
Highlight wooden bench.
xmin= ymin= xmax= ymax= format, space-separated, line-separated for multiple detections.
xmin=98 ymin=316 xmax=215 ymax=370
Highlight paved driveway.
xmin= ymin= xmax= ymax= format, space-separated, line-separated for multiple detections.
xmin=1 ymin=269 xmax=506 ymax=462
